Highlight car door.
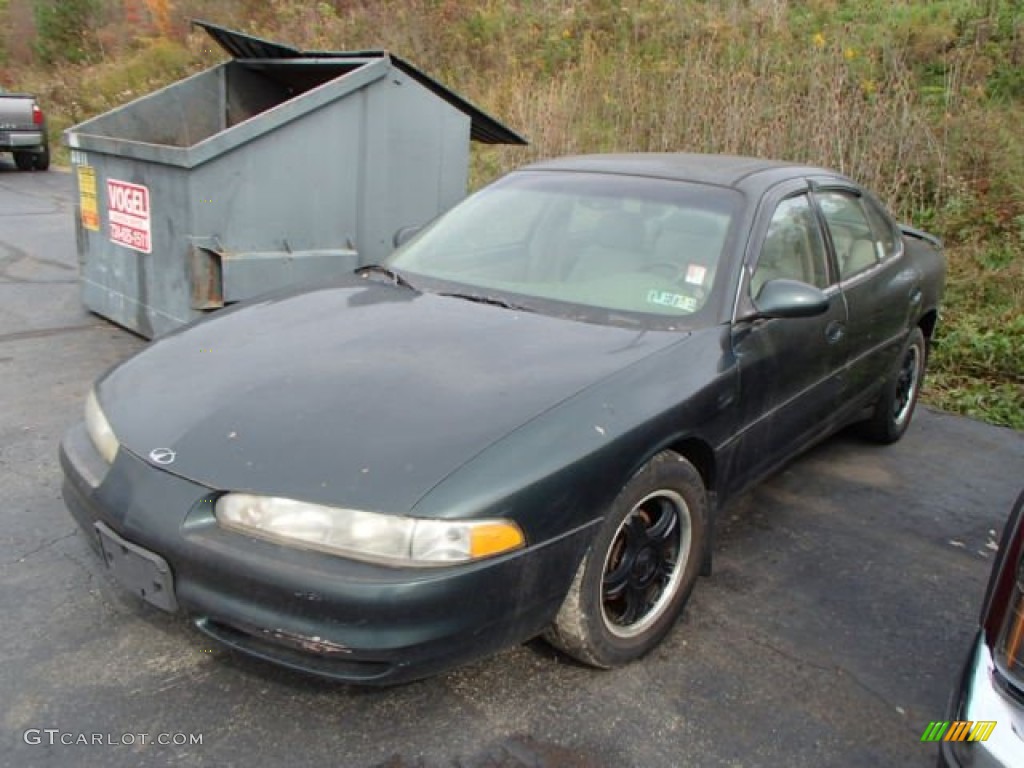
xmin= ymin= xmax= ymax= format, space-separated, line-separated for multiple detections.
xmin=726 ymin=186 xmax=849 ymax=493
xmin=811 ymin=185 xmax=918 ymax=406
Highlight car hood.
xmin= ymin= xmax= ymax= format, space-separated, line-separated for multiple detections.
xmin=98 ymin=279 xmax=686 ymax=513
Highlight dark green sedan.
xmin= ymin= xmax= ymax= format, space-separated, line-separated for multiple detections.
xmin=60 ymin=154 xmax=945 ymax=684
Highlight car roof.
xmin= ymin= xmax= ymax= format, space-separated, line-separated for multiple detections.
xmin=521 ymin=153 xmax=845 ymax=195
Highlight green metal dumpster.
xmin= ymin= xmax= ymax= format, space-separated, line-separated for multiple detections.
xmin=65 ymin=21 xmax=525 ymax=338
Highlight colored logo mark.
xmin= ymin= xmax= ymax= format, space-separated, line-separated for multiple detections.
xmin=921 ymin=721 xmax=996 ymax=742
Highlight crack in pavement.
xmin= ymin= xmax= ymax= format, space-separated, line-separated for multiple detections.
xmin=1 ymin=531 xmax=77 ymax=567
xmin=0 ymin=238 xmax=40 ymax=267
xmin=741 ymin=632 xmax=920 ymax=735
xmin=0 ymin=238 xmax=76 ymax=284
xmin=0 ymin=278 xmax=78 ymax=285
xmin=0 ymin=180 xmax=70 ymax=214
xmin=0 ymin=209 xmax=68 ymax=218
xmin=0 ymin=324 xmax=107 ymax=345
xmin=11 ymin=251 xmax=75 ymax=272
xmin=61 ymin=549 xmax=102 ymax=588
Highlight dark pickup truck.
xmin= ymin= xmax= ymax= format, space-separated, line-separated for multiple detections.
xmin=0 ymin=89 xmax=50 ymax=171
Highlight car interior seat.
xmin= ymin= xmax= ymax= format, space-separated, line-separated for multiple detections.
xmin=750 ymin=228 xmax=810 ymax=298
xmin=843 ymin=238 xmax=878 ymax=277
xmin=651 ymin=210 xmax=727 ymax=290
xmin=567 ymin=209 xmax=650 ymax=282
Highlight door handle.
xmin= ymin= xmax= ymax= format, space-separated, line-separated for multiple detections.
xmin=825 ymin=320 xmax=846 ymax=344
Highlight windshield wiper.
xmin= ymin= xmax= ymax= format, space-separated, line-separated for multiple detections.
xmin=355 ymin=264 xmax=418 ymax=290
xmin=438 ymin=292 xmax=535 ymax=312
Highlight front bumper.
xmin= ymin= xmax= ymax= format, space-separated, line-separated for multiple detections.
xmin=60 ymin=422 xmax=592 ymax=684
xmin=939 ymin=630 xmax=1024 ymax=767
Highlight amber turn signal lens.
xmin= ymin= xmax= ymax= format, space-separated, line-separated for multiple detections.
xmin=469 ymin=522 xmax=525 ymax=558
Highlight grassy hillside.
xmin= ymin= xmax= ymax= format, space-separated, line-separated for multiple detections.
xmin=3 ymin=0 xmax=1022 ymax=427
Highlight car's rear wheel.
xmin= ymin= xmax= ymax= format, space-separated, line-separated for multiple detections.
xmin=14 ymin=151 xmax=34 ymax=171
xmin=544 ymin=451 xmax=706 ymax=668
xmin=863 ymin=326 xmax=927 ymax=444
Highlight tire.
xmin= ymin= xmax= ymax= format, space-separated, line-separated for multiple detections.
xmin=863 ymin=326 xmax=927 ymax=444
xmin=13 ymin=151 xmax=33 ymax=171
xmin=544 ymin=451 xmax=707 ymax=668
xmin=32 ymin=146 xmax=50 ymax=171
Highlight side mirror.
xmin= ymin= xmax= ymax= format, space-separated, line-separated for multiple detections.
xmin=752 ymin=278 xmax=830 ymax=319
xmin=392 ymin=225 xmax=422 ymax=248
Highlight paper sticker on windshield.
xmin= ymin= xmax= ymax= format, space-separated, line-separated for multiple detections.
xmin=647 ymin=289 xmax=697 ymax=312
xmin=685 ymin=264 xmax=707 ymax=285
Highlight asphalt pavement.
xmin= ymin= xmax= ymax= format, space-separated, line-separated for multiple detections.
xmin=1 ymin=162 xmax=1022 ymax=768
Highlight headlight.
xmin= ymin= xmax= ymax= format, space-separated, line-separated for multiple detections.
xmin=84 ymin=388 xmax=119 ymax=464
xmin=215 ymin=494 xmax=525 ymax=566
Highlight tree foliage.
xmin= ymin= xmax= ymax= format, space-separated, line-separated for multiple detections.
xmin=33 ymin=0 xmax=100 ymax=66
xmin=0 ymin=0 xmax=9 ymax=65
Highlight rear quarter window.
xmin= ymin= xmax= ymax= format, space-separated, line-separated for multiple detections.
xmin=861 ymin=195 xmax=900 ymax=260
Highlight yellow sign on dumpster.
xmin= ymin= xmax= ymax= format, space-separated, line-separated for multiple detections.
xmin=77 ymin=165 xmax=99 ymax=232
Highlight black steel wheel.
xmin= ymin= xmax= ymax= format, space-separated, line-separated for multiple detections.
xmin=545 ymin=451 xmax=707 ymax=668
xmin=863 ymin=325 xmax=927 ymax=444
xmin=13 ymin=151 xmax=33 ymax=171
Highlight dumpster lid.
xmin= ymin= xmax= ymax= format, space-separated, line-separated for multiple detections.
xmin=193 ymin=19 xmax=527 ymax=146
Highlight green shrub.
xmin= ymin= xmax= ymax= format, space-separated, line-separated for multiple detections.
xmin=33 ymin=0 xmax=101 ymax=66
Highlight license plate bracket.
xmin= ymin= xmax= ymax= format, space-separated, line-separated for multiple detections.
xmin=95 ymin=522 xmax=178 ymax=612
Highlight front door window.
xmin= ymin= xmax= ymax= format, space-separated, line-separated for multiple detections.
xmin=750 ymin=194 xmax=830 ymax=298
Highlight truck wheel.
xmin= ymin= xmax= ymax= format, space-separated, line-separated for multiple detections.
xmin=33 ymin=147 xmax=50 ymax=171
xmin=14 ymin=151 xmax=34 ymax=171
xmin=544 ymin=451 xmax=707 ymax=668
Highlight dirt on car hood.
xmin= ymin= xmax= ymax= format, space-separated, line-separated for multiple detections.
xmin=97 ymin=278 xmax=683 ymax=513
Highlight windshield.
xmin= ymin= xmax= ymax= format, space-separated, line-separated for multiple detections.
xmin=388 ymin=171 xmax=740 ymax=324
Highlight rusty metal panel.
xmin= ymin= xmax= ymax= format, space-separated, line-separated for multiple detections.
xmin=188 ymin=244 xmax=223 ymax=310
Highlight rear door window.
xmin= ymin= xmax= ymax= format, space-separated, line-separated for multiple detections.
xmin=816 ymin=190 xmax=881 ymax=280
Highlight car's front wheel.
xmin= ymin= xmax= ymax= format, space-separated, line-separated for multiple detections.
xmin=545 ymin=451 xmax=707 ymax=668
xmin=863 ymin=326 xmax=927 ymax=444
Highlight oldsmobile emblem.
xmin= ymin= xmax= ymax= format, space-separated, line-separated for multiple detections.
xmin=149 ymin=448 xmax=176 ymax=465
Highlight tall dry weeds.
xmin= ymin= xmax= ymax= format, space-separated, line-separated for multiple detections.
xmin=481 ymin=31 xmax=942 ymax=215
xmin=231 ymin=0 xmax=948 ymax=217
